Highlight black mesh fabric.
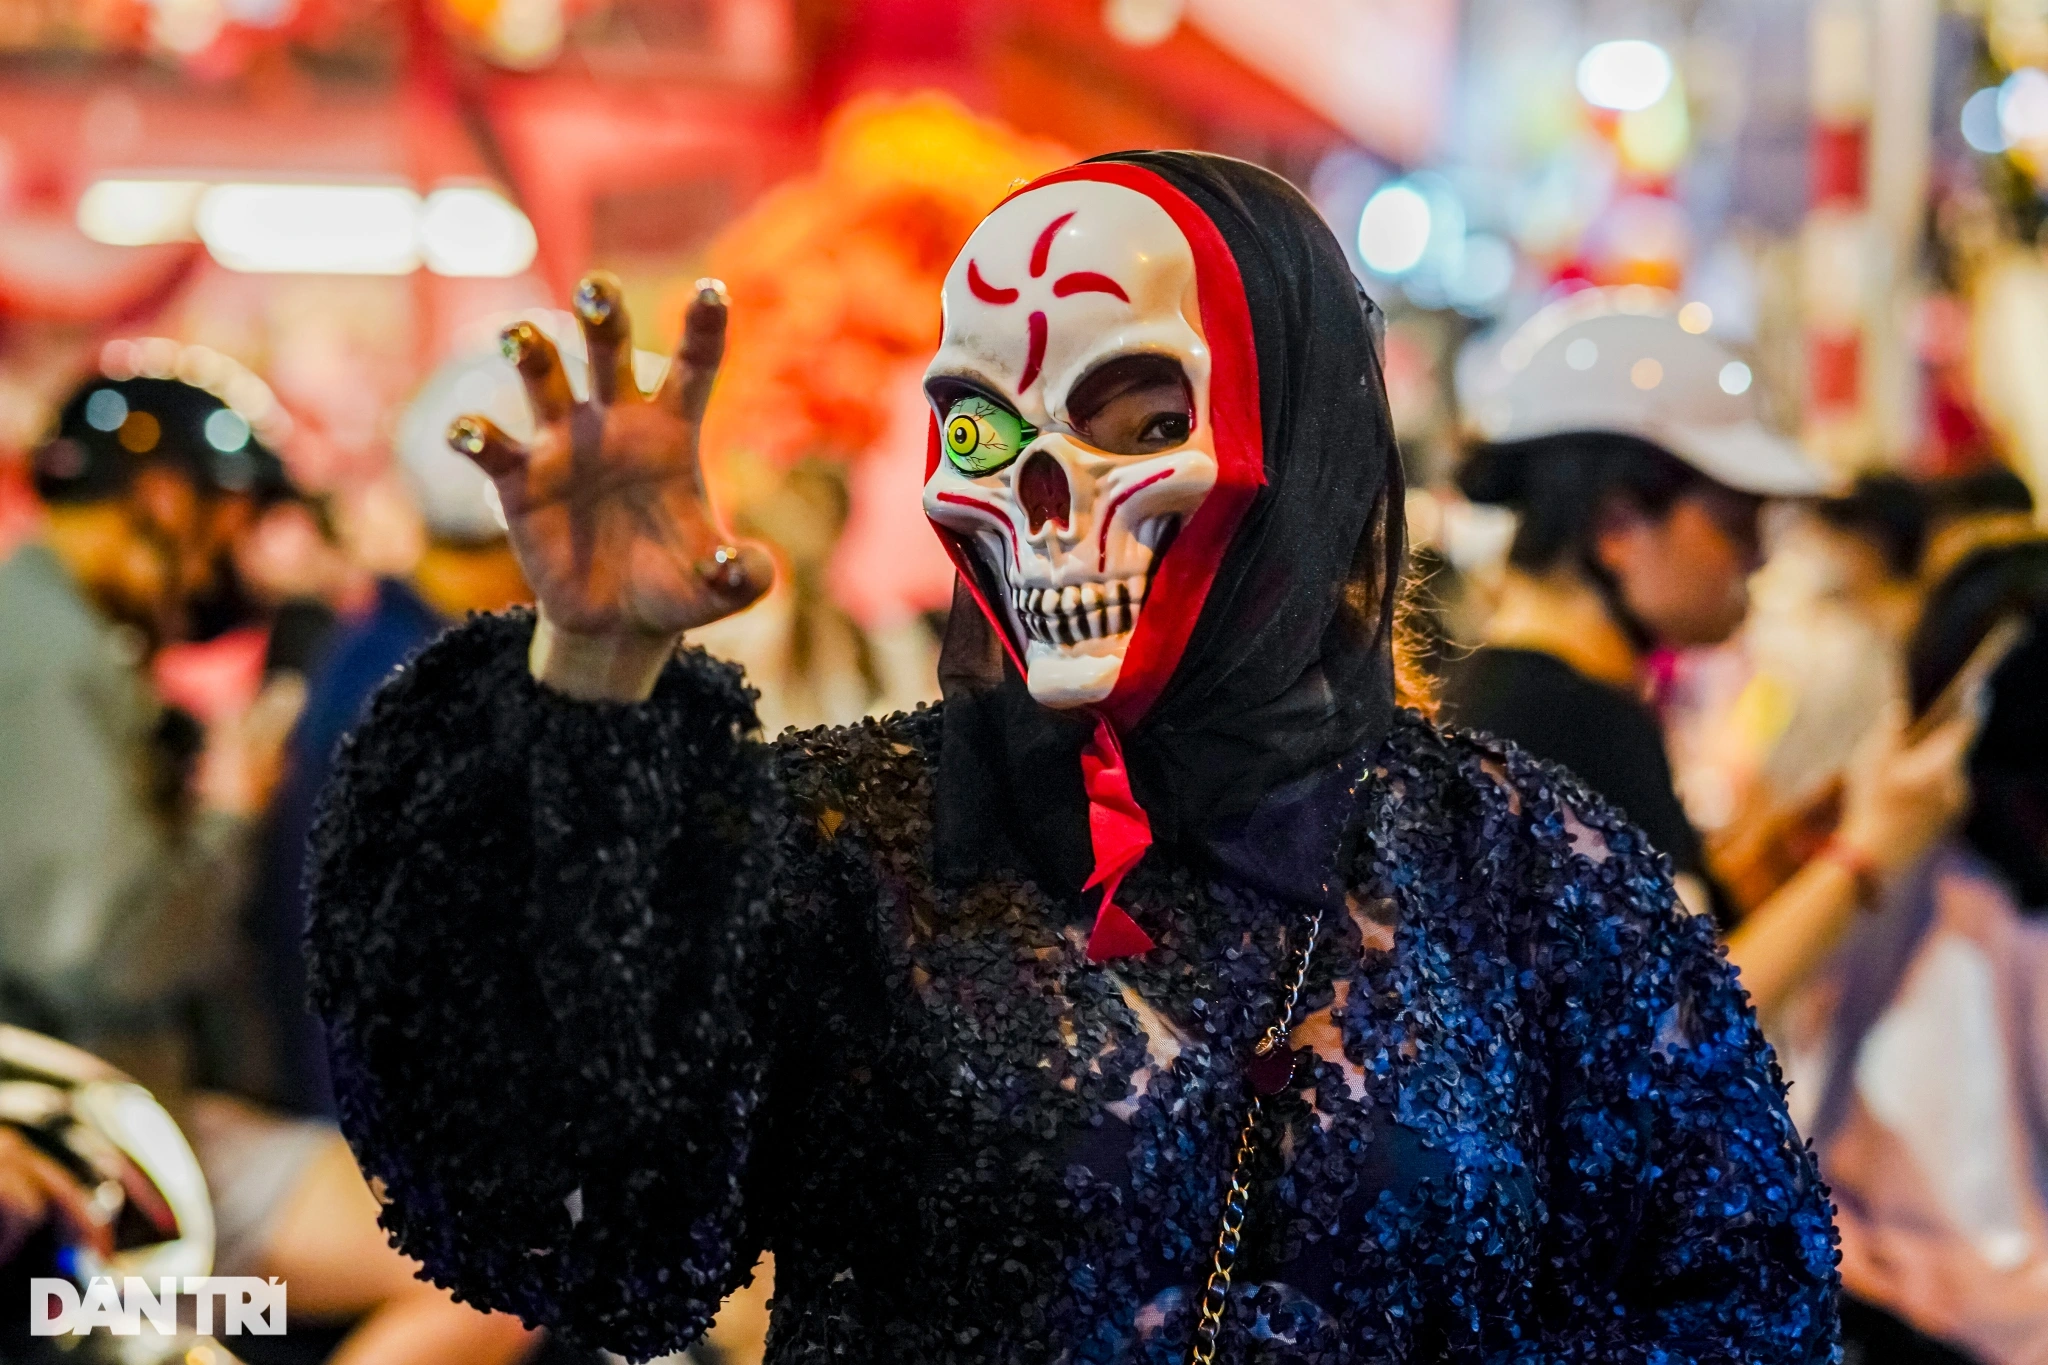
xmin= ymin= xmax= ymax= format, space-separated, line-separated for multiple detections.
xmin=934 ymin=150 xmax=1403 ymax=902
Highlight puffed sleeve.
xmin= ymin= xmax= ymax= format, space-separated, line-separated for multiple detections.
xmin=1508 ymin=775 xmax=1840 ymax=1364
xmin=305 ymin=610 xmax=786 ymax=1359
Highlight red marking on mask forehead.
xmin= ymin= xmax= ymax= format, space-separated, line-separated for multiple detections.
xmin=1053 ymin=271 xmax=1128 ymax=302
xmin=966 ymin=260 xmax=1017 ymax=305
xmin=1019 ymin=311 xmax=1048 ymax=391
xmin=1030 ymin=212 xmax=1075 ymax=278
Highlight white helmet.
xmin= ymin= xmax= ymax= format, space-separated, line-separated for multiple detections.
xmin=1463 ymin=288 xmax=1837 ymax=499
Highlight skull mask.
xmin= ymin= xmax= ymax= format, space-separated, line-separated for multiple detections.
xmin=922 ymin=180 xmax=1219 ymax=709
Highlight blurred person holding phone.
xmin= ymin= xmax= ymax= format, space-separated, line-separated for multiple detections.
xmin=1443 ymin=296 xmax=1977 ymax=1019
xmin=1 ymin=376 xmax=537 ymax=1365
xmin=1692 ymin=470 xmax=2034 ymax=923
xmin=1772 ymin=540 xmax=2048 ymax=1365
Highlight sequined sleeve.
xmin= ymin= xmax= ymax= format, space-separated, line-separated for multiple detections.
xmin=306 ymin=610 xmax=784 ymax=1359
xmin=1509 ymin=756 xmax=1840 ymax=1364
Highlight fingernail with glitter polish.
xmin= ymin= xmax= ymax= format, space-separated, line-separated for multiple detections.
xmin=574 ymin=277 xmax=614 ymax=326
xmin=500 ymin=322 xmax=538 ymax=364
xmin=447 ymin=417 xmax=486 ymax=456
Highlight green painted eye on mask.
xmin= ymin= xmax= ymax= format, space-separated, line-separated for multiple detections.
xmin=942 ymin=395 xmax=1036 ymax=477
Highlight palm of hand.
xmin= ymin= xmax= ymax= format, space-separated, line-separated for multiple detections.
xmin=503 ymin=405 xmax=725 ymax=636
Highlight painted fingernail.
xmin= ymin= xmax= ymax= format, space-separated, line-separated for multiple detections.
xmin=697 ymin=543 xmax=747 ymax=589
xmin=693 ymin=277 xmax=730 ymax=308
xmin=500 ymin=321 xmax=540 ymax=364
xmin=573 ymin=275 xmax=615 ymax=326
xmin=448 ymin=417 xmax=487 ymax=457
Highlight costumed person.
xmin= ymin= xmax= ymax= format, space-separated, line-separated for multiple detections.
xmin=308 ymin=153 xmax=1838 ymax=1362
xmin=1777 ymin=540 xmax=2048 ymax=1365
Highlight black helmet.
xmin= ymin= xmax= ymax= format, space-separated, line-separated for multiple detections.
xmin=35 ymin=375 xmax=287 ymax=506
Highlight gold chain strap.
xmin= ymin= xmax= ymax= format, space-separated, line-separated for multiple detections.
xmin=1186 ymin=906 xmax=1324 ymax=1365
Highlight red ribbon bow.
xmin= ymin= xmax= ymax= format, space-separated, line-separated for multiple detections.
xmin=1081 ymin=714 xmax=1156 ymax=961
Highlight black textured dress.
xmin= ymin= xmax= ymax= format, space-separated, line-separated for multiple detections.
xmin=306 ymin=153 xmax=1837 ymax=1364
xmin=306 ymin=614 xmax=1837 ymax=1364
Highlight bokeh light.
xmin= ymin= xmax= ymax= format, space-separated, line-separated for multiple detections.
xmin=204 ymin=407 xmax=252 ymax=453
xmin=1358 ymin=182 xmax=1433 ymax=276
xmin=2000 ymin=67 xmax=2048 ymax=146
xmin=1576 ymin=40 xmax=1674 ymax=113
xmin=418 ymin=187 xmax=539 ymax=279
xmin=1962 ymin=86 xmax=2009 ymax=154
xmin=196 ymin=184 xmax=421 ymax=275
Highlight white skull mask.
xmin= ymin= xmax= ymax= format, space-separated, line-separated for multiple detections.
xmin=922 ymin=180 xmax=1219 ymax=709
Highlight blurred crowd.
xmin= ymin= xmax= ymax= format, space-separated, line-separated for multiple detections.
xmin=0 ymin=362 xmax=547 ymax=1365
xmin=0 ymin=269 xmax=2046 ymax=1365
xmin=1425 ymin=295 xmax=2048 ymax=1365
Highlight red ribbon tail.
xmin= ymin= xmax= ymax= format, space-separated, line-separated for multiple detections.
xmin=1086 ymin=898 xmax=1155 ymax=962
xmin=1080 ymin=715 xmax=1155 ymax=961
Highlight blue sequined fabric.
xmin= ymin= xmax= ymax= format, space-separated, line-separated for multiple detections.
xmin=307 ymin=612 xmax=1840 ymax=1363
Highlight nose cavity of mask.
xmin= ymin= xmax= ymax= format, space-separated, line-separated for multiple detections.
xmin=1017 ymin=450 xmax=1071 ymax=533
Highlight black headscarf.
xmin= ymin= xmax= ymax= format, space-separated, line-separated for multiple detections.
xmin=934 ymin=150 xmax=1403 ymax=904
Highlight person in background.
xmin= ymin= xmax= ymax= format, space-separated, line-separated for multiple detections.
xmin=1445 ymin=297 xmax=1841 ymax=920
xmin=235 ymin=489 xmax=374 ymax=683
xmin=252 ymin=348 xmax=531 ymax=1120
xmin=1441 ymin=297 xmax=1976 ymax=1020
xmin=0 ymin=1127 xmax=108 ymax=1274
xmin=1 ymin=374 xmax=538 ymax=1365
xmin=1809 ymin=473 xmax=1931 ymax=640
xmin=1701 ymin=470 xmax=2034 ymax=917
xmin=1919 ymin=467 xmax=2038 ymax=587
xmin=0 ymin=376 xmax=262 ymax=1103
xmin=1775 ymin=539 xmax=2048 ymax=1365
xmin=1705 ymin=475 xmax=1938 ymax=914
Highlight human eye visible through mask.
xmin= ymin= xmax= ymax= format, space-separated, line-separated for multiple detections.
xmin=943 ymin=394 xmax=1036 ymax=476
xmin=1065 ymin=353 xmax=1192 ymax=456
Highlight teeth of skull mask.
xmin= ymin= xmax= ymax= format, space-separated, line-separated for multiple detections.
xmin=922 ymin=181 xmax=1218 ymax=709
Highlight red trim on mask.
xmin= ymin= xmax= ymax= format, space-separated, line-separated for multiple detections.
xmin=923 ymin=164 xmax=1266 ymax=960
xmin=1016 ymin=163 xmax=1266 ymax=730
xmin=933 ymin=491 xmax=1021 ymax=567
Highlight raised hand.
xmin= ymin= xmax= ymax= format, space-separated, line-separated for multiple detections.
xmin=1836 ymin=701 xmax=1980 ymax=881
xmin=449 ymin=274 xmax=772 ymax=700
